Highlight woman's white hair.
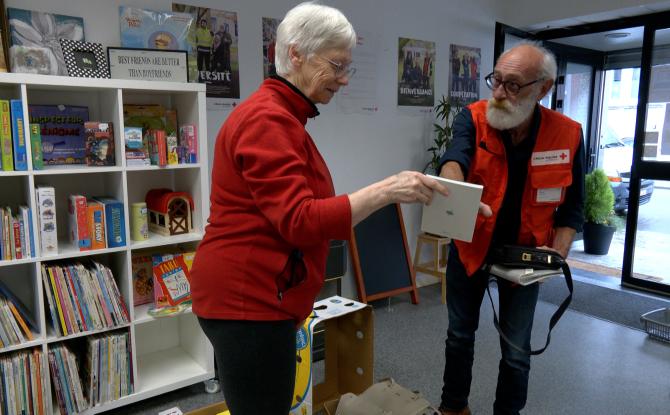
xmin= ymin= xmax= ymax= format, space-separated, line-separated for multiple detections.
xmin=501 ymin=40 xmax=557 ymax=82
xmin=274 ymin=2 xmax=356 ymax=76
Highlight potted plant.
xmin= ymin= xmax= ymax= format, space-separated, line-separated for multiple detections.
xmin=424 ymin=95 xmax=463 ymax=174
xmin=583 ymin=168 xmax=617 ymax=255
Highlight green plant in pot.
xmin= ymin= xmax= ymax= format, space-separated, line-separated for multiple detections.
xmin=424 ymin=95 xmax=463 ymax=174
xmin=583 ymin=168 xmax=617 ymax=255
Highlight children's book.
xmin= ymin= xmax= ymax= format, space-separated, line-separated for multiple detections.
xmin=10 ymin=99 xmax=27 ymax=170
xmin=29 ymin=123 xmax=43 ymax=170
xmin=28 ymin=104 xmax=89 ymax=165
xmin=84 ymin=122 xmax=115 ymax=166
xmin=131 ymin=255 xmax=154 ymax=306
xmin=0 ymin=100 xmax=13 ymax=171
xmin=152 ymin=255 xmax=191 ymax=306
xmin=92 ymin=197 xmax=126 ymax=248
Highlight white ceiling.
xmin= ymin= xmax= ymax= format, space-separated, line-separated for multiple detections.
xmin=523 ymin=3 xmax=670 ymax=51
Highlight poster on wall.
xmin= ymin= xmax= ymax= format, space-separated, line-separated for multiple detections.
xmin=172 ymin=3 xmax=240 ymax=100
xmin=397 ymin=37 xmax=435 ymax=107
xmin=119 ymin=6 xmax=192 ymax=51
xmin=449 ymin=44 xmax=481 ymax=105
xmin=262 ymin=17 xmax=280 ymax=79
xmin=7 ymin=7 xmax=84 ymax=75
xmin=336 ymin=31 xmax=380 ymax=115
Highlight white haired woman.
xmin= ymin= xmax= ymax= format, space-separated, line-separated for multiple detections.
xmin=190 ymin=3 xmax=447 ymax=414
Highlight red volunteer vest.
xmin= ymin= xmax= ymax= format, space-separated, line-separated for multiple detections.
xmin=454 ymin=100 xmax=582 ymax=276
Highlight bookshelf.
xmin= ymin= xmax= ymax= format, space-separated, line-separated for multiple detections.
xmin=0 ymin=72 xmax=214 ymax=414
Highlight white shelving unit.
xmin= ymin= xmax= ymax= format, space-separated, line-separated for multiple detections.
xmin=0 ymin=72 xmax=214 ymax=414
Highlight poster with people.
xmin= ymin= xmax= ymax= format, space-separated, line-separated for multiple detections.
xmin=262 ymin=17 xmax=280 ymax=79
xmin=449 ymin=44 xmax=481 ymax=105
xmin=172 ymin=3 xmax=240 ymax=99
xmin=397 ymin=38 xmax=435 ymax=107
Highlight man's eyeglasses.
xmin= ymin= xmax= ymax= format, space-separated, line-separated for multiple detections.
xmin=321 ymin=56 xmax=356 ymax=78
xmin=485 ymin=72 xmax=544 ymax=96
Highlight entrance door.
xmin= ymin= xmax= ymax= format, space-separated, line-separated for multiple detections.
xmin=621 ymin=25 xmax=670 ymax=294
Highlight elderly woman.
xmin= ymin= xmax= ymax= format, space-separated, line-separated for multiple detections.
xmin=190 ymin=2 xmax=447 ymax=414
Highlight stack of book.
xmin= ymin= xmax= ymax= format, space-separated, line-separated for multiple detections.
xmin=41 ymin=261 xmax=130 ymax=337
xmin=0 ymin=348 xmax=48 ymax=415
xmin=48 ymin=344 xmax=88 ymax=414
xmin=0 ymin=280 xmax=37 ymax=348
xmin=86 ymin=331 xmax=133 ymax=407
xmin=0 ymin=205 xmax=34 ymax=261
xmin=67 ymin=195 xmax=126 ymax=251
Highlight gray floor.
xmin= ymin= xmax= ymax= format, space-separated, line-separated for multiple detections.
xmin=109 ymin=282 xmax=670 ymax=415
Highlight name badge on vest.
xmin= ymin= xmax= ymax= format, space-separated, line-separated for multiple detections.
xmin=531 ymin=150 xmax=570 ymax=166
xmin=537 ymin=187 xmax=562 ymax=203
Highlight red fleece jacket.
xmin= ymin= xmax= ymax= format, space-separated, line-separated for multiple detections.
xmin=191 ymin=77 xmax=352 ymax=323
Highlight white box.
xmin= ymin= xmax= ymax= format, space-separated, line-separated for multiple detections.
xmin=36 ymin=186 xmax=58 ymax=256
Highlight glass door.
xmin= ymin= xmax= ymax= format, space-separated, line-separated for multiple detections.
xmin=622 ymin=25 xmax=670 ymax=294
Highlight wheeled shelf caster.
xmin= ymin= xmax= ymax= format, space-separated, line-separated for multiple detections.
xmin=204 ymin=378 xmax=220 ymax=394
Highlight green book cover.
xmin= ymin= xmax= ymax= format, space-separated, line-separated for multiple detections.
xmin=29 ymin=123 xmax=43 ymax=170
xmin=0 ymin=100 xmax=12 ymax=171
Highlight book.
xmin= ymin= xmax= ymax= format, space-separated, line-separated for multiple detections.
xmin=87 ymin=201 xmax=106 ymax=250
xmin=27 ymin=104 xmax=89 ymax=165
xmin=131 ymin=254 xmax=153 ymax=306
xmin=28 ymin=123 xmax=43 ymax=170
xmin=36 ymin=186 xmax=58 ymax=256
xmin=166 ymin=132 xmax=178 ymax=165
xmin=68 ymin=195 xmax=91 ymax=251
xmin=0 ymin=100 xmax=13 ymax=171
xmin=156 ymin=129 xmax=167 ymax=167
xmin=84 ymin=121 xmax=115 ymax=166
xmin=92 ymin=197 xmax=126 ymax=248
xmin=420 ymin=175 xmax=483 ymax=242
xmin=9 ymin=99 xmax=27 ymax=170
xmin=179 ymin=124 xmax=197 ymax=163
xmin=152 ymin=255 xmax=191 ymax=306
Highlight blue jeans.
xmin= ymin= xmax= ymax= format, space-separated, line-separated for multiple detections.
xmin=440 ymin=244 xmax=539 ymax=415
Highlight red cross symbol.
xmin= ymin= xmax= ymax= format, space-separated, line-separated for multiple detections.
xmin=560 ymin=152 xmax=567 ymax=160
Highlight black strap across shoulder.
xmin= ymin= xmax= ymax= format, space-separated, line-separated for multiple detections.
xmin=484 ymin=245 xmax=573 ymax=356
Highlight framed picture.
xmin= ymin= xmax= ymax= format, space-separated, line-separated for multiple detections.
xmin=107 ymin=47 xmax=188 ymax=83
xmin=0 ymin=0 xmax=9 ymax=72
xmin=59 ymin=39 xmax=110 ymax=78
xmin=8 ymin=8 xmax=85 ymax=75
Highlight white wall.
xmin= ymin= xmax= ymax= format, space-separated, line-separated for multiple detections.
xmin=8 ymin=0 xmax=499 ymax=298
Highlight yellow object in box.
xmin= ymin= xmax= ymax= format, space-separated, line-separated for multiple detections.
xmin=186 ymin=296 xmax=373 ymax=415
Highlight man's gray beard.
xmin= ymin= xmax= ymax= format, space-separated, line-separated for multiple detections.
xmin=486 ymin=96 xmax=536 ymax=130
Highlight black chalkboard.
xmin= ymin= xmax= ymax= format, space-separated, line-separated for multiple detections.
xmin=349 ymin=204 xmax=419 ymax=304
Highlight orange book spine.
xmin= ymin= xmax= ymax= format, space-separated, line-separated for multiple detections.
xmin=87 ymin=202 xmax=106 ymax=250
xmin=8 ymin=301 xmax=33 ymax=340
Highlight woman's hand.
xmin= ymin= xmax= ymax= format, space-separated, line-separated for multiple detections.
xmin=349 ymin=171 xmax=449 ymax=226
xmin=382 ymin=171 xmax=450 ymax=205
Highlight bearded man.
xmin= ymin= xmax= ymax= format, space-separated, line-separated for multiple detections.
xmin=437 ymin=42 xmax=585 ymax=415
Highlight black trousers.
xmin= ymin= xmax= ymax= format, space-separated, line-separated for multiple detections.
xmin=198 ymin=317 xmax=297 ymax=415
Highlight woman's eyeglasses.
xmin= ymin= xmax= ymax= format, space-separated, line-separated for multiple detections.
xmin=320 ymin=56 xmax=356 ymax=78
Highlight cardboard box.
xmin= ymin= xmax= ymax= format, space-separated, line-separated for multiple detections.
xmin=186 ymin=296 xmax=373 ymax=415
xmin=304 ymin=296 xmax=373 ymax=414
xmin=186 ymin=402 xmax=228 ymax=415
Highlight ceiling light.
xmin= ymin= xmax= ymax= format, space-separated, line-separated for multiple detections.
xmin=605 ymin=32 xmax=631 ymax=39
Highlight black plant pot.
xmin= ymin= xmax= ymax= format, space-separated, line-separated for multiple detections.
xmin=583 ymin=222 xmax=616 ymax=255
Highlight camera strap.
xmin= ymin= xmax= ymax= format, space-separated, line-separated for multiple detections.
xmin=483 ymin=246 xmax=574 ymax=355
